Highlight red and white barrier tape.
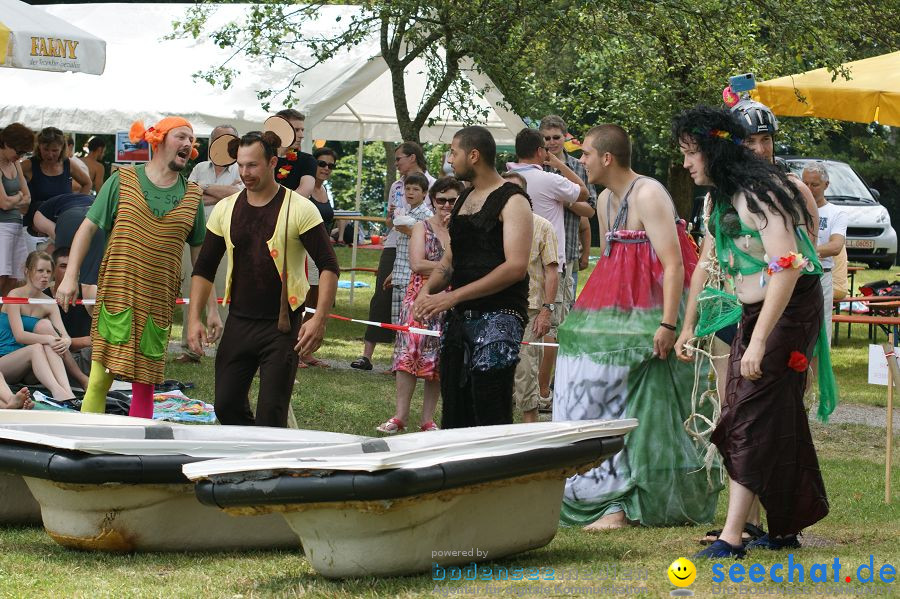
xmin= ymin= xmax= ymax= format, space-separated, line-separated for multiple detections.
xmin=0 ymin=297 xmax=560 ymax=347
xmin=0 ymin=296 xmax=231 ymax=306
xmin=304 ymin=307 xmax=560 ymax=347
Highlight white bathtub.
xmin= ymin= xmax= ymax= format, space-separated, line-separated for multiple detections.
xmin=185 ymin=419 xmax=638 ymax=577
xmin=0 ymin=411 xmax=370 ymax=551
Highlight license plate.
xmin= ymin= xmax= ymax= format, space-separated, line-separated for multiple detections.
xmin=847 ymin=239 xmax=875 ymax=249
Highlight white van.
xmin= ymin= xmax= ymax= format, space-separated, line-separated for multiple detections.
xmin=783 ymin=157 xmax=896 ymax=269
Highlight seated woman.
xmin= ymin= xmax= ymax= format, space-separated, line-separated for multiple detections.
xmin=0 ymin=373 xmax=32 ymax=409
xmin=0 ymin=251 xmax=77 ymax=401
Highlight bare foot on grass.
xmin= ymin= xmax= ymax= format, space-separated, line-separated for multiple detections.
xmin=583 ymin=510 xmax=627 ymax=532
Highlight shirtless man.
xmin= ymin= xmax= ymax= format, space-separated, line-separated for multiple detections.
xmin=677 ymin=96 xmax=821 ymax=545
xmin=81 ymin=137 xmax=106 ymax=192
xmin=731 ymin=98 xmax=819 ymax=237
xmin=673 ymin=106 xmax=830 ymax=559
xmin=65 ymin=137 xmax=93 ymax=194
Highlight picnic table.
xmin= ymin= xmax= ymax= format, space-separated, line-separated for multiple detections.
xmin=832 ymin=295 xmax=900 ymax=344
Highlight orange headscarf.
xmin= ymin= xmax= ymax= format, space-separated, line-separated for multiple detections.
xmin=129 ymin=117 xmax=199 ymax=159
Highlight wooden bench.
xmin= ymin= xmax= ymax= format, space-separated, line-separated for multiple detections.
xmin=832 ymin=314 xmax=900 ymax=344
xmin=833 ymin=296 xmax=900 ymax=341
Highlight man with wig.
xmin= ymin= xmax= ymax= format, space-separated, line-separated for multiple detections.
xmin=57 ymin=117 xmax=222 ymax=418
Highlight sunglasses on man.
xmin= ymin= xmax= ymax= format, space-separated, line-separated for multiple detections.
xmin=543 ymin=134 xmax=563 ymax=142
xmin=317 ymin=160 xmax=335 ymax=169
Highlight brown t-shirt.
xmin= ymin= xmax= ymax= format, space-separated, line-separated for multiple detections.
xmin=193 ymin=188 xmax=339 ymax=319
xmin=228 ymin=188 xmax=285 ymax=318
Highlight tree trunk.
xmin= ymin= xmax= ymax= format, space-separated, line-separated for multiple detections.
xmin=667 ymin=161 xmax=695 ymax=220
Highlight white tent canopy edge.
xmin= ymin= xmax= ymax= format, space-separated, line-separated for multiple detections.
xmin=0 ymin=3 xmax=525 ymax=143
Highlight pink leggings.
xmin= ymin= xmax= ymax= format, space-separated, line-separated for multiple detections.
xmin=129 ymin=382 xmax=155 ymax=419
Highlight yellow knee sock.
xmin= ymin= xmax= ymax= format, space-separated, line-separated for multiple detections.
xmin=80 ymin=361 xmax=114 ymax=413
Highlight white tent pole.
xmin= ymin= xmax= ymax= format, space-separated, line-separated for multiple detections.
xmin=346 ymin=102 xmax=365 ymax=306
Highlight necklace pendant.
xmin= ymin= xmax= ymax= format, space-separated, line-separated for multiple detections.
xmin=743 ymin=234 xmax=751 ymax=250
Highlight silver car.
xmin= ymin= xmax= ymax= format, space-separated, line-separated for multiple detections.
xmin=784 ymin=157 xmax=896 ymax=269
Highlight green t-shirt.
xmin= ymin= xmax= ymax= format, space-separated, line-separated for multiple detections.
xmin=87 ymin=164 xmax=206 ymax=246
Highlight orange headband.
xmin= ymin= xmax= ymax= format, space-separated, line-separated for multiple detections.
xmin=129 ymin=117 xmax=199 ymax=160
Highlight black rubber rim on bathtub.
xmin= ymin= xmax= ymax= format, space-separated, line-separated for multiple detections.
xmin=0 ymin=441 xmax=203 ymax=484
xmin=194 ymin=436 xmax=625 ymax=508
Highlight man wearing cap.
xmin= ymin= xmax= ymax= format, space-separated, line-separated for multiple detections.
xmin=57 ymin=117 xmax=223 ymax=419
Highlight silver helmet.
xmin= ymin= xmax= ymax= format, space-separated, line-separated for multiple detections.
xmin=730 ymin=98 xmax=779 ymax=136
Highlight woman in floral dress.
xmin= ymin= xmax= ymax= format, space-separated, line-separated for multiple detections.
xmin=377 ymin=177 xmax=464 ymax=433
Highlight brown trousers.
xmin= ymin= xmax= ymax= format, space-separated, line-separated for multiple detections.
xmin=214 ymin=310 xmax=301 ymax=427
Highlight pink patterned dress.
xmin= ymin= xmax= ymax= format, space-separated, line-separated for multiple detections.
xmin=391 ymin=221 xmax=446 ymax=380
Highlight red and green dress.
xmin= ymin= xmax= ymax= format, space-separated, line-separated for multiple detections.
xmin=89 ymin=166 xmax=205 ymax=384
xmin=553 ymin=177 xmax=722 ymax=527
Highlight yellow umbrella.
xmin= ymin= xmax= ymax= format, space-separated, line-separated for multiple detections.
xmin=752 ymin=51 xmax=900 ymax=127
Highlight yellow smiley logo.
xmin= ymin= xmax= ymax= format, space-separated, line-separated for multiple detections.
xmin=667 ymin=557 xmax=697 ymax=587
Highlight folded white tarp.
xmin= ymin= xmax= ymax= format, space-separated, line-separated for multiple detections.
xmin=183 ymin=419 xmax=639 ymax=478
xmin=0 ymin=3 xmax=524 ymax=143
xmin=0 ymin=420 xmax=369 ymax=457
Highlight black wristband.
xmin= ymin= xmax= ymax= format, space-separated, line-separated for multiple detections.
xmin=659 ymin=322 xmax=676 ymax=331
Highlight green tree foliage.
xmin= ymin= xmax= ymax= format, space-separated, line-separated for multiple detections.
xmin=171 ymin=0 xmax=573 ymax=144
xmin=491 ymin=0 xmax=900 ymax=213
xmin=328 ymin=142 xmax=388 ymax=220
xmin=171 ymin=0 xmax=900 ymax=217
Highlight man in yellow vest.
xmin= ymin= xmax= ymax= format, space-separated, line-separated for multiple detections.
xmin=187 ymin=131 xmax=338 ymax=426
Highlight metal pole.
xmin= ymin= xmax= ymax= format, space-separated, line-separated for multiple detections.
xmin=884 ymin=335 xmax=896 ymax=503
xmin=345 ymin=103 xmax=365 ymax=306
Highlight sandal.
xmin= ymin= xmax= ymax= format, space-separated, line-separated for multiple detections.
xmin=376 ymin=417 xmax=406 ymax=434
xmin=302 ymin=356 xmax=331 ymax=368
xmin=350 ymin=356 xmax=373 ymax=371
xmin=420 ymin=421 xmax=439 ymax=432
xmin=694 ymin=539 xmax=746 ymax=560
xmin=745 ymin=533 xmax=800 ymax=551
xmin=698 ymin=523 xmax=766 ymax=546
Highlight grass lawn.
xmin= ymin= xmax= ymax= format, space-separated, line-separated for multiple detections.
xmin=1 ymin=248 xmax=898 ymax=597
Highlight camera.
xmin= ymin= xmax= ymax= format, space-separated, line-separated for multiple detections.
xmin=729 ymin=73 xmax=757 ymax=93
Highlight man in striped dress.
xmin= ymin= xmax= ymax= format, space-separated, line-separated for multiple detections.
xmin=57 ymin=117 xmax=222 ymax=418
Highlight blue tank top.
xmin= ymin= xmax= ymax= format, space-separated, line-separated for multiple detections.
xmin=0 ymin=312 xmax=41 ymax=357
xmin=25 ymin=158 xmax=71 ymax=231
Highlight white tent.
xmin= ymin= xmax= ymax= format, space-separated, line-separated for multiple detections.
xmin=0 ymin=3 xmax=525 ymax=143
xmin=0 ymin=0 xmax=106 ymax=75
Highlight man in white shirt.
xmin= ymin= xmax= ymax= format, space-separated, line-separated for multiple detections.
xmin=188 ymin=125 xmax=244 ymax=207
xmin=506 ymin=127 xmax=589 ymax=407
xmin=177 ymin=125 xmax=244 ymax=363
xmin=803 ymin=163 xmax=847 ymax=345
